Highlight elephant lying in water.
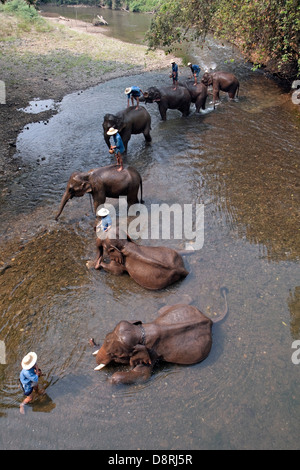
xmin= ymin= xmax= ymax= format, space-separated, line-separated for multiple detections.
xmin=55 ymin=165 xmax=143 ymax=219
xmin=90 ymin=288 xmax=228 ymax=384
xmin=90 ymin=231 xmax=189 ymax=290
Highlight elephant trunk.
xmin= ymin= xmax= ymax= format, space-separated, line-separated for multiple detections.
xmin=104 ymin=133 xmax=111 ymax=149
xmin=55 ymin=189 xmax=71 ymax=220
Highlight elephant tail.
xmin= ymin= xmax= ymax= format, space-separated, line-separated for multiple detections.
xmin=212 ymin=287 xmax=229 ymax=323
xmin=139 ymin=177 xmax=144 ymax=204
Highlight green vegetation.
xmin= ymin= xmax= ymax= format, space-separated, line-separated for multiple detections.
xmin=37 ymin=0 xmax=160 ymax=12
xmin=146 ymin=0 xmax=300 ymax=81
xmin=2 ymin=0 xmax=299 ymax=79
xmin=0 ymin=0 xmax=51 ymax=32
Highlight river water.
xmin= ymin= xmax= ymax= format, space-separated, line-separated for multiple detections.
xmin=0 ymin=7 xmax=299 ymax=450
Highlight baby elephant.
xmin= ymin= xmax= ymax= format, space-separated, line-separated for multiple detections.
xmin=91 ymin=288 xmax=228 ymax=384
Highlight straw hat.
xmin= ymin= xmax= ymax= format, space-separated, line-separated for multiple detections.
xmin=125 ymin=87 xmax=132 ymax=94
xmin=107 ymin=127 xmax=118 ymax=136
xmin=188 ymin=62 xmax=192 ymax=66
xmin=22 ymin=352 xmax=37 ymax=370
xmin=170 ymin=60 xmax=175 ymax=64
xmin=97 ymin=208 xmax=109 ymax=217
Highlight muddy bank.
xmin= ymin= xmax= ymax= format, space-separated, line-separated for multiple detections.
xmin=0 ymin=14 xmax=179 ymax=179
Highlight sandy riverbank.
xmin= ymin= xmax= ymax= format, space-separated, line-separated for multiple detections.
xmin=0 ymin=13 xmax=180 ymax=179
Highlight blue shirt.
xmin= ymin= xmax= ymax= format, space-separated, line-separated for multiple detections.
xmin=127 ymin=86 xmax=141 ymax=98
xmin=172 ymin=63 xmax=178 ymax=79
xmin=99 ymin=214 xmax=112 ymax=232
xmin=20 ymin=367 xmax=38 ymax=394
xmin=191 ymin=64 xmax=201 ymax=75
xmin=112 ymin=133 xmax=125 ymax=154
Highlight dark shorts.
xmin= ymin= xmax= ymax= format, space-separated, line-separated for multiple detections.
xmin=19 ymin=379 xmax=33 ymax=396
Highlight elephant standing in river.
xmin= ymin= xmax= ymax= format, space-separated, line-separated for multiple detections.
xmin=91 ymin=288 xmax=228 ymax=384
xmin=90 ymin=231 xmax=189 ymax=290
xmin=102 ymin=106 xmax=152 ymax=152
xmin=55 ymin=165 xmax=143 ymax=219
xmin=180 ymin=80 xmax=208 ymax=112
xmin=142 ymin=86 xmax=191 ymax=121
xmin=201 ymin=71 xmax=239 ymax=108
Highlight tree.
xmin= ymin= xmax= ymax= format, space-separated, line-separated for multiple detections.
xmin=146 ymin=0 xmax=300 ymax=80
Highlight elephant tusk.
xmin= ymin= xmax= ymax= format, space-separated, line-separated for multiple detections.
xmin=94 ymin=363 xmax=106 ymax=371
xmin=92 ymin=349 xmax=99 ymax=356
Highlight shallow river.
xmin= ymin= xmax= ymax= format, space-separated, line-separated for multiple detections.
xmin=0 ymin=9 xmax=299 ymax=451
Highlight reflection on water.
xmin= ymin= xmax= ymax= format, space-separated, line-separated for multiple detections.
xmin=0 ymin=18 xmax=300 ymax=449
xmin=18 ymin=98 xmax=59 ymax=114
xmin=40 ymin=5 xmax=152 ymax=45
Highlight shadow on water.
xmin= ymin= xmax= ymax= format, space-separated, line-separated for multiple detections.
xmin=0 ymin=23 xmax=299 ymax=449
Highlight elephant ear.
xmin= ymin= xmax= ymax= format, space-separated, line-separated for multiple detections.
xmin=114 ymin=115 xmax=124 ymax=131
xmin=107 ymin=245 xmax=124 ymax=265
xmin=130 ymin=344 xmax=152 ymax=367
xmin=151 ymin=87 xmax=161 ymax=101
xmin=73 ymin=173 xmax=92 ymax=193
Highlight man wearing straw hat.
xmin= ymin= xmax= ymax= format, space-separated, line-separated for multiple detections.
xmin=107 ymin=127 xmax=124 ymax=171
xmin=19 ymin=351 xmax=43 ymax=414
xmin=96 ymin=207 xmax=112 ymax=234
xmin=125 ymin=86 xmax=144 ymax=109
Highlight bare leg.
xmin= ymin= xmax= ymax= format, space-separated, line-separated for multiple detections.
xmin=117 ymin=152 xmax=123 ymax=171
xmin=20 ymin=394 xmax=33 ymax=414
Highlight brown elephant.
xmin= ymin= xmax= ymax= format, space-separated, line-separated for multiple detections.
xmin=180 ymin=80 xmax=208 ymax=112
xmin=141 ymin=86 xmax=191 ymax=121
xmin=102 ymin=106 xmax=152 ymax=152
xmin=201 ymin=71 xmax=239 ymax=108
xmin=55 ymin=164 xmax=143 ymax=220
xmin=91 ymin=231 xmax=189 ymax=290
xmin=91 ymin=288 xmax=228 ymax=384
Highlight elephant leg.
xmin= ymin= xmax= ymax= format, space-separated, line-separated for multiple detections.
xmin=143 ymin=125 xmax=152 ymax=143
xmin=98 ymin=260 xmax=126 ymax=275
xmin=199 ymin=95 xmax=207 ymax=111
xmin=127 ymin=192 xmax=140 ymax=206
xmin=158 ymin=103 xmax=167 ymax=121
xmin=212 ymin=84 xmax=220 ymax=105
xmin=179 ymin=103 xmax=190 ymax=117
xmin=109 ymin=364 xmax=153 ymax=385
xmin=228 ymin=89 xmax=237 ymax=100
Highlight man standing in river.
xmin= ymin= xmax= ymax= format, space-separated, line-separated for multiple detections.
xmin=170 ymin=60 xmax=178 ymax=90
xmin=19 ymin=352 xmax=44 ymax=414
xmin=107 ymin=127 xmax=124 ymax=171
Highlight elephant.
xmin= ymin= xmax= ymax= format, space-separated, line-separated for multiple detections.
xmin=180 ymin=80 xmax=208 ymax=112
xmin=102 ymin=106 xmax=152 ymax=152
xmin=201 ymin=71 xmax=239 ymax=108
xmin=55 ymin=164 xmax=143 ymax=220
xmin=91 ymin=287 xmax=228 ymax=384
xmin=91 ymin=231 xmax=189 ymax=290
xmin=142 ymin=86 xmax=191 ymax=121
